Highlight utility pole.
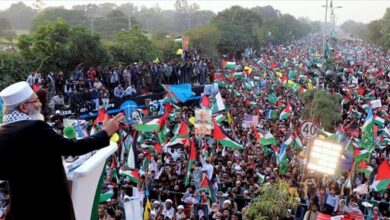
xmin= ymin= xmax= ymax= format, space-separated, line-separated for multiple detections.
xmin=321 ymin=0 xmax=328 ymax=71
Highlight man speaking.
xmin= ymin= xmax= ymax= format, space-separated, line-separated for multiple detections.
xmin=0 ymin=81 xmax=124 ymax=220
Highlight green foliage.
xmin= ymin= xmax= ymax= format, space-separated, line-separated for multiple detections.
xmin=364 ymin=8 xmax=390 ymax=51
xmin=151 ymin=38 xmax=178 ymax=62
xmin=0 ymin=51 xmax=29 ymax=90
xmin=17 ymin=18 xmax=110 ymax=73
xmin=68 ymin=26 xmax=112 ymax=67
xmin=212 ymin=6 xmax=262 ymax=53
xmin=245 ymin=181 xmax=299 ymax=220
xmin=107 ymin=27 xmax=159 ymax=64
xmin=300 ymin=90 xmax=342 ymax=132
xmin=186 ymin=24 xmax=219 ymax=59
xmin=94 ymin=10 xmax=129 ymax=38
xmin=0 ymin=2 xmax=37 ymax=30
xmin=32 ymin=7 xmax=87 ymax=31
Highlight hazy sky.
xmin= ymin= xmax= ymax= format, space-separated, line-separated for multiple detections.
xmin=1 ymin=0 xmax=389 ymax=25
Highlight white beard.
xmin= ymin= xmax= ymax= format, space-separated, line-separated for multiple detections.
xmin=28 ymin=106 xmax=45 ymax=121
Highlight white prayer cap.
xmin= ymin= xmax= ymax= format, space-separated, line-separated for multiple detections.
xmin=165 ymin=199 xmax=173 ymax=204
xmin=178 ymin=205 xmax=184 ymax=210
xmin=223 ymin=200 xmax=231 ymax=204
xmin=0 ymin=81 xmax=34 ymax=106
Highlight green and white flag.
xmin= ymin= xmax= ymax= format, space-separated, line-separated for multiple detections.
xmin=360 ymin=108 xmax=374 ymax=151
xmin=211 ymin=92 xmax=225 ymax=113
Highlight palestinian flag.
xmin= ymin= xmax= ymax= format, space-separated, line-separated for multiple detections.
xmin=359 ymin=160 xmax=373 ymax=177
xmin=360 ymin=108 xmax=375 ymax=151
xmin=119 ymin=168 xmax=141 ymax=185
xmin=213 ymin=123 xmax=243 ymax=150
xmin=253 ymin=76 xmax=261 ymax=81
xmin=371 ymin=160 xmax=390 ymax=192
xmin=376 ymin=136 xmax=389 ymax=148
xmin=279 ymin=104 xmax=292 ymax=120
xmin=164 ymin=137 xmax=188 ymax=148
xmin=198 ymin=175 xmax=216 ymax=202
xmin=185 ymin=139 xmax=197 ymax=186
xmin=354 ymin=148 xmax=370 ymax=162
xmin=373 ymin=115 xmax=385 ymax=127
xmin=173 ymin=121 xmax=190 ymax=138
xmin=136 ymin=117 xmax=162 ymax=132
xmin=224 ymin=61 xmax=236 ymax=70
xmin=284 ymin=135 xmax=303 ymax=149
xmin=265 ymin=109 xmax=277 ymax=120
xmin=214 ymin=114 xmax=226 ymax=124
xmin=258 ymin=130 xmax=277 ymax=146
xmin=245 ymin=100 xmax=257 ymax=109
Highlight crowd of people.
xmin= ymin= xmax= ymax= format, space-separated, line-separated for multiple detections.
xmin=88 ymin=35 xmax=389 ymax=220
xmin=23 ymin=49 xmax=216 ymax=118
xmin=0 ymin=34 xmax=389 ymax=220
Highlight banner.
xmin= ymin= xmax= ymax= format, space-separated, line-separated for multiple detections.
xmin=195 ymin=108 xmax=212 ymax=137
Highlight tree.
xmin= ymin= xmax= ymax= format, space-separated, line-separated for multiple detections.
xmin=251 ymin=5 xmax=281 ymax=21
xmin=245 ymin=180 xmax=299 ymax=219
xmin=94 ymin=10 xmax=128 ymax=38
xmin=32 ymin=7 xmax=87 ymax=31
xmin=67 ymin=25 xmax=112 ymax=67
xmin=17 ymin=18 xmax=110 ymax=73
xmin=186 ymin=24 xmax=219 ymax=58
xmin=1 ymin=2 xmax=37 ymax=30
xmin=0 ymin=52 xmax=30 ymax=90
xmin=151 ymin=38 xmax=178 ymax=61
xmin=211 ymin=6 xmax=263 ymax=54
xmin=366 ymin=20 xmax=383 ymax=45
xmin=107 ymin=27 xmax=159 ymax=64
xmin=300 ymin=90 xmax=342 ymax=132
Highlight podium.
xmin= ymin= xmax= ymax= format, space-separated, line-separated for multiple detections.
xmin=66 ymin=142 xmax=117 ymax=220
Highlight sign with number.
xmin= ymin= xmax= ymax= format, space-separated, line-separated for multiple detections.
xmin=300 ymin=121 xmax=318 ymax=140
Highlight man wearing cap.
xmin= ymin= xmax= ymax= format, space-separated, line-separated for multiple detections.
xmin=162 ymin=199 xmax=175 ymax=220
xmin=0 ymin=81 xmax=125 ymax=220
xmin=176 ymin=205 xmax=186 ymax=220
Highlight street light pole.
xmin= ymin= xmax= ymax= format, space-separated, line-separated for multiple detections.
xmin=322 ymin=0 xmax=328 ymax=71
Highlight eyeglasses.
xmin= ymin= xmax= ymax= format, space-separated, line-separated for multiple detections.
xmin=24 ymin=98 xmax=40 ymax=104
